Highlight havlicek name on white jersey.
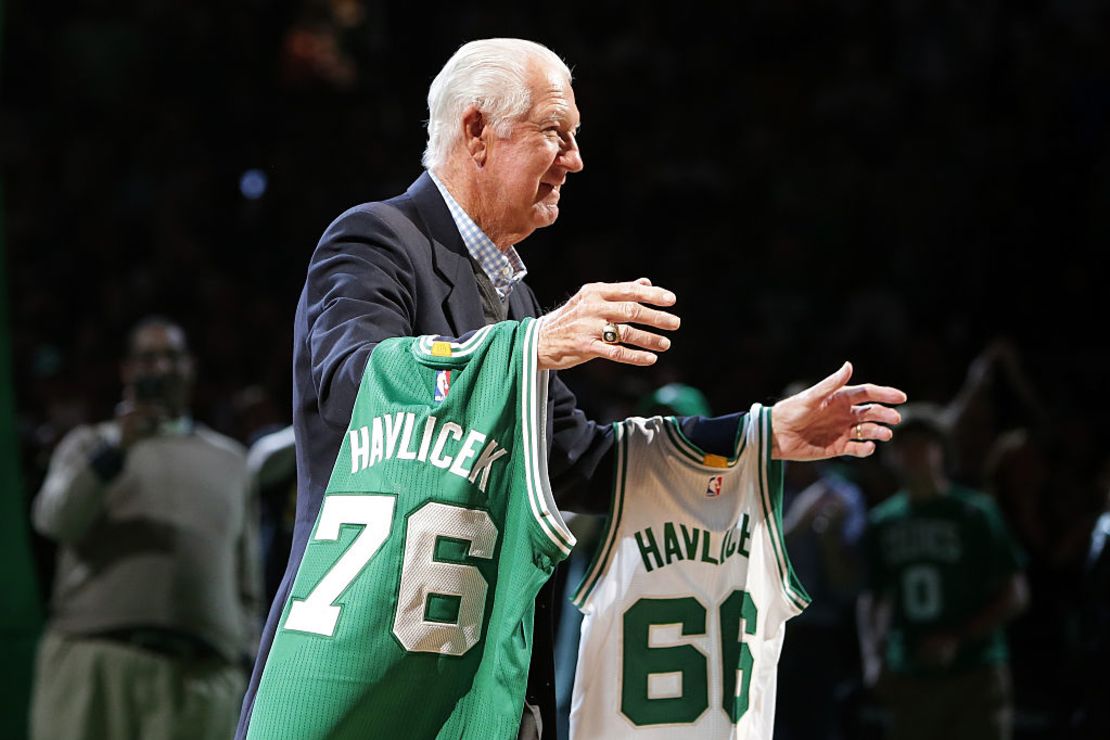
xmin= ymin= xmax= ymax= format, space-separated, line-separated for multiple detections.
xmin=633 ymin=515 xmax=756 ymax=572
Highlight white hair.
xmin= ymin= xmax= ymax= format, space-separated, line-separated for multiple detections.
xmin=422 ymin=38 xmax=571 ymax=171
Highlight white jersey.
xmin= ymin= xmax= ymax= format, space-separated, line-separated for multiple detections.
xmin=569 ymin=404 xmax=809 ymax=740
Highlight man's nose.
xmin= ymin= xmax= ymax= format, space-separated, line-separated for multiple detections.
xmin=561 ymin=134 xmax=583 ymax=173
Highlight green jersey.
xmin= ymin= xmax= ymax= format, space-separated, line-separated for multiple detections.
xmin=864 ymin=485 xmax=1024 ymax=676
xmin=246 ymin=318 xmax=576 ymax=739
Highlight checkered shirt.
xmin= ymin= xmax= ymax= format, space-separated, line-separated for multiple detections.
xmin=428 ymin=171 xmax=527 ymax=300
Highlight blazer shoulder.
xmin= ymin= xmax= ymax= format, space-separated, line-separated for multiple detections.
xmin=321 ymin=197 xmax=424 ymax=245
xmin=308 ymin=196 xmax=432 ymax=273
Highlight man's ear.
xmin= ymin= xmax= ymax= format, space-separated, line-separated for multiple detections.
xmin=462 ymin=105 xmax=487 ymax=165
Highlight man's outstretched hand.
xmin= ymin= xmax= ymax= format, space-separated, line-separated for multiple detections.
xmin=536 ymin=278 xmax=680 ymax=371
xmin=772 ymin=362 xmax=907 ymax=460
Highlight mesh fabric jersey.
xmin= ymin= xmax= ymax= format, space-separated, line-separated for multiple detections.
xmin=246 ymin=318 xmax=575 ymax=739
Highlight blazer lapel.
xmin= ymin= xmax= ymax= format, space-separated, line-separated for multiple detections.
xmin=406 ymin=173 xmax=485 ymax=336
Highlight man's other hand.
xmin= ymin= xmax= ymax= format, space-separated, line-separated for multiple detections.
xmin=771 ymin=362 xmax=907 ymax=460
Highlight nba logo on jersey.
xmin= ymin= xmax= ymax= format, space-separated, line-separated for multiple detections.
xmin=705 ymin=474 xmax=723 ymax=498
xmin=433 ymin=370 xmax=451 ymax=403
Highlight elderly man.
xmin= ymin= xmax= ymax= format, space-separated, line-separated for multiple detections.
xmin=237 ymin=38 xmax=904 ymax=739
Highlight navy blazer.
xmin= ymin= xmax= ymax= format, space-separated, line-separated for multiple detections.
xmin=237 ymin=172 xmax=615 ymax=738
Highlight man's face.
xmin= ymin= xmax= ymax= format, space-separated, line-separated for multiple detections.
xmin=478 ymin=63 xmax=583 ymax=243
xmin=122 ymin=324 xmax=194 ymax=411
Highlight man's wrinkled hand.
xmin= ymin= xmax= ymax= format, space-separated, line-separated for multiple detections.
xmin=536 ymin=278 xmax=681 ymax=371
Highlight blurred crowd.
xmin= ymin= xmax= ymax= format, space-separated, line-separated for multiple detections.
xmin=4 ymin=0 xmax=1108 ymax=738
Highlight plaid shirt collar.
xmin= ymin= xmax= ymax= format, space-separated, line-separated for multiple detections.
xmin=428 ymin=171 xmax=527 ymax=300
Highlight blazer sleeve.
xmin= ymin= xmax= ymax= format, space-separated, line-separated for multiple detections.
xmin=303 ymin=204 xmax=419 ymax=430
xmin=546 ymin=372 xmax=616 ymax=515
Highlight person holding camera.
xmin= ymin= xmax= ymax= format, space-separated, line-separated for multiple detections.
xmin=29 ymin=316 xmax=262 ymax=740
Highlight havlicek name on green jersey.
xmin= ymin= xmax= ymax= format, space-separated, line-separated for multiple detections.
xmin=634 ymin=513 xmax=755 ymax=572
xmin=347 ymin=412 xmax=508 ymax=492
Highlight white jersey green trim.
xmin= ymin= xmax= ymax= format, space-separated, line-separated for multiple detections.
xmin=568 ymin=404 xmax=811 ymax=739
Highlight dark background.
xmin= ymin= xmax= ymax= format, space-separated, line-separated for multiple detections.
xmin=4 ymin=1 xmax=1108 ymax=737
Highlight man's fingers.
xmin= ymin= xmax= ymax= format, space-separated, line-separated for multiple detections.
xmin=612 ymin=325 xmax=672 ymax=353
xmin=853 ymin=404 xmax=902 ymax=427
xmin=855 ymin=422 xmax=894 ymax=442
xmin=842 ymin=440 xmax=877 ymax=458
xmin=592 ymin=280 xmax=677 ymax=307
xmin=806 ymin=361 xmax=853 ymax=397
xmin=840 ymin=383 xmax=908 ymax=406
xmin=601 ymin=302 xmax=681 ymax=331
xmin=589 ymin=339 xmax=658 ymax=366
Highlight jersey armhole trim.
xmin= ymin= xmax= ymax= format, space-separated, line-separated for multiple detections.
xmin=571 ymin=422 xmax=627 ymax=610
xmin=753 ymin=403 xmax=812 ymax=612
xmin=521 ymin=317 xmax=576 ymax=556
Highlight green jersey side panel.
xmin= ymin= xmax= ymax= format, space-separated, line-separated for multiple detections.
xmin=247 ymin=318 xmax=575 ymax=739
